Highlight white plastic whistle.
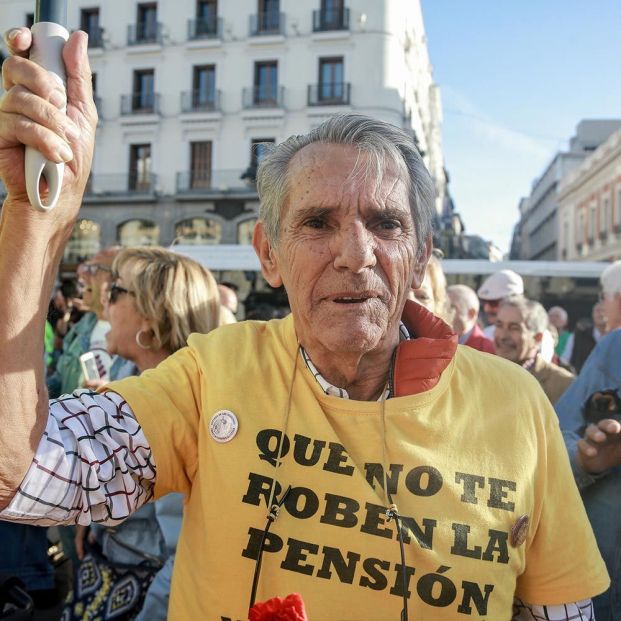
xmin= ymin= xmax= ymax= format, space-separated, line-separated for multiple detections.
xmin=25 ymin=21 xmax=69 ymax=212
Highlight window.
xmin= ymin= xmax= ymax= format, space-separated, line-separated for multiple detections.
xmin=195 ymin=0 xmax=218 ymax=36
xmin=190 ymin=141 xmax=212 ymax=189
xmin=192 ymin=65 xmax=216 ymax=109
xmin=601 ymin=196 xmax=610 ymax=235
xmin=238 ymin=219 xmax=257 ymax=245
xmin=118 ymin=220 xmax=159 ymax=246
xmin=319 ymin=57 xmax=344 ymax=102
xmin=616 ymin=189 xmax=621 ymax=231
xmin=137 ymin=3 xmax=158 ymax=42
xmin=258 ymin=0 xmax=280 ymax=32
xmin=576 ymin=210 xmax=585 ymax=248
xmin=129 ymin=144 xmax=152 ymax=191
xmin=132 ymin=69 xmax=155 ymax=112
xmin=250 ymin=138 xmax=275 ymax=170
xmin=319 ymin=0 xmax=345 ymax=29
xmin=588 ymin=204 xmax=596 ymax=243
xmin=175 ymin=218 xmax=221 ymax=245
xmin=64 ymin=219 xmax=101 ymax=263
xmin=81 ymin=8 xmax=102 ymax=47
xmin=253 ymin=61 xmax=278 ymax=105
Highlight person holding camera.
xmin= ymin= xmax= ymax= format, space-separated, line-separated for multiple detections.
xmin=555 ymin=260 xmax=621 ymax=620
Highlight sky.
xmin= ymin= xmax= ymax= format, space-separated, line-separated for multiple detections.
xmin=421 ymin=1 xmax=621 ymax=254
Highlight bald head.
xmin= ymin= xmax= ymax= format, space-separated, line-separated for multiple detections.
xmin=447 ymin=285 xmax=479 ymax=336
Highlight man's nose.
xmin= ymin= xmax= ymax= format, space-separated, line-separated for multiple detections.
xmin=332 ymin=223 xmax=376 ymax=273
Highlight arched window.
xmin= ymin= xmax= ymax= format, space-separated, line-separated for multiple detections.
xmin=175 ymin=217 xmax=221 ymax=245
xmin=63 ymin=219 xmax=101 ymax=263
xmin=237 ymin=218 xmax=257 ymax=245
xmin=117 ymin=220 xmax=160 ymax=246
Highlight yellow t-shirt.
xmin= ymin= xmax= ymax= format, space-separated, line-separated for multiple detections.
xmin=109 ymin=315 xmax=608 ymax=620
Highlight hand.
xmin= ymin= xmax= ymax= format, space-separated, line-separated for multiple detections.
xmin=0 ymin=27 xmax=97 ymax=211
xmin=82 ymin=378 xmax=107 ymax=390
xmin=576 ymin=419 xmax=621 ymax=473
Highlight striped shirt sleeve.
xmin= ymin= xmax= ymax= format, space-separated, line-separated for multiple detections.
xmin=0 ymin=390 xmax=155 ymax=526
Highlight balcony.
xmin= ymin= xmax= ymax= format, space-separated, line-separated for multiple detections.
xmin=312 ymin=7 xmax=349 ymax=32
xmin=250 ymin=12 xmax=284 ymax=36
xmin=243 ymin=86 xmax=284 ymax=109
xmin=176 ymin=170 xmax=257 ymax=196
xmin=121 ymin=93 xmax=161 ymax=115
xmin=128 ymin=22 xmax=163 ymax=46
xmin=181 ymin=89 xmax=221 ymax=113
xmin=83 ymin=173 xmax=158 ymax=198
xmin=307 ymin=82 xmax=351 ymax=106
xmin=188 ymin=16 xmax=222 ymax=39
xmin=87 ymin=26 xmax=105 ymax=48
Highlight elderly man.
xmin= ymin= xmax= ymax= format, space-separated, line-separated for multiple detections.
xmin=477 ymin=269 xmax=524 ymax=339
xmin=447 ymin=284 xmax=494 ymax=354
xmin=0 ymin=28 xmax=608 ymax=620
xmin=494 ymin=297 xmax=574 ymax=404
xmin=548 ymin=305 xmax=571 ymax=359
xmin=555 ymin=260 xmax=621 ymax=620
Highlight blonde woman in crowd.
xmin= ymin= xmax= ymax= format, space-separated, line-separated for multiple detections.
xmin=70 ymin=247 xmax=222 ymax=621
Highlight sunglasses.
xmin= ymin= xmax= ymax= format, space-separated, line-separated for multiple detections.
xmin=79 ymin=263 xmax=113 ymax=276
xmin=108 ymin=283 xmax=133 ymax=304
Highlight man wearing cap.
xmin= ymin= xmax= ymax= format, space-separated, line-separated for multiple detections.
xmin=477 ymin=269 xmax=525 ymax=339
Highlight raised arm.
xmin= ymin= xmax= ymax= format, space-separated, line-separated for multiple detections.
xmin=0 ymin=28 xmax=97 ymax=506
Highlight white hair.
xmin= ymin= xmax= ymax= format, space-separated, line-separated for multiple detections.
xmin=500 ymin=296 xmax=549 ymax=335
xmin=447 ymin=284 xmax=479 ymax=315
xmin=601 ymin=260 xmax=621 ymax=295
xmin=256 ymin=114 xmax=435 ymax=253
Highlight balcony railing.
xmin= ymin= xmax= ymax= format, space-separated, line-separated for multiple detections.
xmin=87 ymin=26 xmax=105 ymax=48
xmin=250 ymin=12 xmax=284 ymax=36
xmin=121 ymin=93 xmax=161 ymax=115
xmin=312 ymin=7 xmax=349 ymax=31
xmin=243 ymin=86 xmax=284 ymax=109
xmin=128 ymin=22 xmax=163 ymax=45
xmin=84 ymin=173 xmax=158 ymax=196
xmin=307 ymin=82 xmax=351 ymax=106
xmin=188 ymin=16 xmax=222 ymax=39
xmin=181 ymin=89 xmax=221 ymax=113
xmin=176 ymin=170 xmax=256 ymax=194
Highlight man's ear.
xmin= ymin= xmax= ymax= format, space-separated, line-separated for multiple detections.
xmin=534 ymin=332 xmax=544 ymax=344
xmin=411 ymin=236 xmax=433 ymax=289
xmin=253 ymin=221 xmax=283 ymax=288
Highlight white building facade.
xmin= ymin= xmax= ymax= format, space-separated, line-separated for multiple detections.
xmin=558 ymin=128 xmax=621 ymax=262
xmin=1 ymin=0 xmax=446 ymax=264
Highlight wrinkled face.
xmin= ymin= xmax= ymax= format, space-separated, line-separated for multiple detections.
xmin=494 ymin=304 xmax=538 ymax=363
xmin=105 ymin=265 xmax=144 ymax=362
xmin=547 ymin=308 xmax=567 ymax=330
xmin=593 ymin=301 xmax=609 ymax=330
xmin=482 ymin=299 xmax=501 ymax=326
xmin=409 ymin=273 xmax=435 ymax=313
xmin=257 ymin=143 xmax=429 ymax=357
xmin=447 ymin=292 xmax=471 ymax=336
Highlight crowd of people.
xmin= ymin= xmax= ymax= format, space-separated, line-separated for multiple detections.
xmin=0 ymin=24 xmax=621 ymax=621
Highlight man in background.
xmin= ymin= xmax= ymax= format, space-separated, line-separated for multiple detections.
xmin=548 ymin=305 xmax=571 ymax=359
xmin=447 ymin=284 xmax=494 ymax=353
xmin=561 ymin=302 xmax=608 ymax=373
xmin=477 ymin=269 xmax=524 ymax=339
xmin=556 ymin=260 xmax=621 ymax=619
xmin=495 ymin=296 xmax=574 ymax=404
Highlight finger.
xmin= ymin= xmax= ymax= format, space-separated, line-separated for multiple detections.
xmin=3 ymin=28 xmax=32 ymax=58
xmin=584 ymin=424 xmax=608 ymax=444
xmin=2 ymin=55 xmax=66 ymax=106
xmin=62 ymin=32 xmax=97 ymax=126
xmin=577 ymin=438 xmax=598 ymax=459
xmin=598 ymin=418 xmax=621 ymax=434
xmin=1 ymin=85 xmax=80 ymax=143
xmin=0 ymin=111 xmax=73 ymax=163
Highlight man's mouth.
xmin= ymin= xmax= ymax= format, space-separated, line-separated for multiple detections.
xmin=330 ymin=291 xmax=377 ymax=304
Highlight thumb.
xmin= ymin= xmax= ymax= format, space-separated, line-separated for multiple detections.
xmin=62 ymin=31 xmax=96 ymax=122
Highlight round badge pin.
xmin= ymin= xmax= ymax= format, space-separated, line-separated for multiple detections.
xmin=209 ymin=410 xmax=239 ymax=443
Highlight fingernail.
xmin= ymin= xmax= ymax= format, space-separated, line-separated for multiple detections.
xmin=57 ymin=142 xmax=73 ymax=162
xmin=7 ymin=29 xmax=21 ymax=41
xmin=50 ymin=89 xmax=66 ymax=109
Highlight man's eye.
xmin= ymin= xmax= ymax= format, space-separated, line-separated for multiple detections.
xmin=375 ymin=220 xmax=401 ymax=231
xmin=304 ymin=218 xmax=326 ymax=229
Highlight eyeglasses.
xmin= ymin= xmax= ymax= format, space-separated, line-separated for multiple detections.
xmin=78 ymin=263 xmax=113 ymax=277
xmin=108 ymin=283 xmax=133 ymax=304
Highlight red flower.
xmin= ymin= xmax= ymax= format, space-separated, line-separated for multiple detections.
xmin=249 ymin=593 xmax=308 ymax=621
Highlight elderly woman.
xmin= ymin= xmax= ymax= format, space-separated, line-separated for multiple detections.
xmin=70 ymin=247 xmax=221 ymax=621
